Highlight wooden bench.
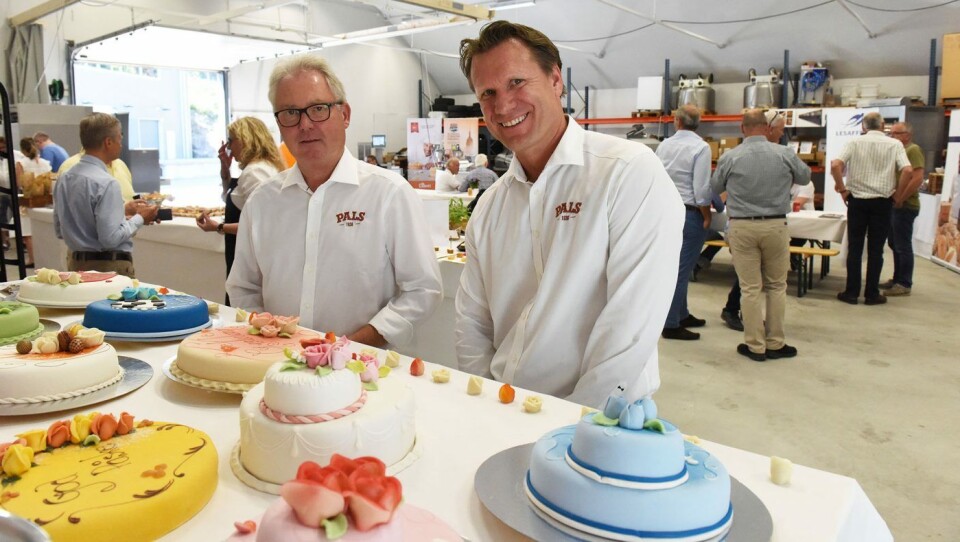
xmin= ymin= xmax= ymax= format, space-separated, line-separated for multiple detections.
xmin=701 ymin=239 xmax=840 ymax=297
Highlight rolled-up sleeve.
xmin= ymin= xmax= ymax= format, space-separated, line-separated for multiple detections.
xmin=454 ymin=219 xmax=496 ymax=377
xmin=368 ymin=185 xmax=442 ymax=346
xmin=225 ymin=196 xmax=265 ymax=312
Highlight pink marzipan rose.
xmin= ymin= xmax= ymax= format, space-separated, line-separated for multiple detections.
xmin=303 ymin=344 xmax=332 ymax=369
xmin=259 ymin=325 xmax=280 ymax=339
xmin=359 ymin=354 xmax=380 ymax=383
xmin=47 ymin=420 xmax=71 ymax=448
xmin=91 ymin=413 xmax=118 ymax=441
xmin=249 ymin=312 xmax=275 ymax=329
xmin=280 ymin=461 xmax=351 ymax=528
xmin=329 ymin=338 xmax=352 ymax=370
xmin=345 ymin=474 xmax=403 ymax=531
xmin=274 ymin=315 xmax=299 ymax=335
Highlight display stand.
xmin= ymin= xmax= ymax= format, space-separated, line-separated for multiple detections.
xmin=0 ymin=82 xmax=29 ymax=281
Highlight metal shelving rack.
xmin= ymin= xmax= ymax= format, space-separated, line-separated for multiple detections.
xmin=1 ymin=81 xmax=30 ymax=281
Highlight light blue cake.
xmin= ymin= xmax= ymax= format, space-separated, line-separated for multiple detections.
xmin=82 ymin=288 xmax=209 ymax=334
xmin=525 ymin=397 xmax=733 ymax=541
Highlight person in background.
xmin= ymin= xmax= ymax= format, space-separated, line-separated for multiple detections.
xmin=279 ymin=141 xmax=297 ymax=168
xmin=435 ymin=158 xmax=461 ymax=192
xmin=0 ymin=137 xmax=15 ymax=251
xmin=832 ymin=112 xmax=912 ymax=306
xmin=455 ymin=21 xmax=682 ymax=407
xmin=32 ymin=132 xmax=69 ymax=173
xmin=57 ymin=151 xmax=135 ymax=202
xmin=458 ymin=153 xmax=498 ymax=192
xmin=881 ymin=122 xmax=925 ymax=297
xmin=226 ymin=54 xmax=441 ymax=348
xmin=197 ymin=117 xmax=285 ymax=303
xmin=18 ymin=138 xmax=52 ymax=176
xmin=365 ymin=155 xmax=380 ymax=166
xmin=711 ymin=109 xmax=811 ymax=362
xmin=656 ymin=103 xmax=712 ymax=341
xmin=53 ymin=113 xmax=158 ymax=277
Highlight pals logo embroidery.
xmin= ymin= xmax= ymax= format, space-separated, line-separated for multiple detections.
xmin=336 ymin=211 xmax=366 ymax=227
xmin=555 ymin=201 xmax=582 ymax=221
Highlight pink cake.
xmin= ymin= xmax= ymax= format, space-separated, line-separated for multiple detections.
xmin=229 ymin=455 xmax=459 ymax=542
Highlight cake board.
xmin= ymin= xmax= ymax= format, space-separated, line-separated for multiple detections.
xmin=0 ymin=509 xmax=50 ymax=542
xmin=66 ymin=319 xmax=212 ymax=342
xmin=230 ymin=438 xmax=424 ymax=495
xmin=162 ymin=356 xmax=250 ymax=394
xmin=475 ymin=443 xmax=773 ymax=542
xmin=0 ymin=356 xmax=153 ymax=416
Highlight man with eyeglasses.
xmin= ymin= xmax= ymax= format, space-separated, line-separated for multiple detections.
xmin=226 ymin=54 xmax=442 ymax=348
xmin=881 ymin=122 xmax=925 ymax=296
xmin=831 ymin=112 xmax=913 ymax=306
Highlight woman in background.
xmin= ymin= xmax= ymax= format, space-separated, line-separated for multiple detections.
xmin=196 ymin=117 xmax=284 ymax=302
xmin=18 ymin=138 xmax=52 ymax=175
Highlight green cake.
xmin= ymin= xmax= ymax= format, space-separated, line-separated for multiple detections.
xmin=0 ymin=301 xmax=44 ymax=346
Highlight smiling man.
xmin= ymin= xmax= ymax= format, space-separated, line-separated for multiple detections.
xmin=454 ymin=21 xmax=683 ymax=408
xmin=226 ymin=54 xmax=442 ymax=348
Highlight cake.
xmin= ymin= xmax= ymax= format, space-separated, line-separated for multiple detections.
xmin=525 ymin=395 xmax=733 ymax=541
xmin=228 ymin=455 xmax=459 ymax=542
xmin=171 ymin=313 xmax=324 ymax=391
xmin=0 ymin=301 xmax=43 ymax=346
xmin=0 ymin=411 xmax=218 ymax=542
xmin=0 ymin=326 xmax=122 ymax=404
xmin=237 ymin=339 xmax=416 ymax=488
xmin=17 ymin=268 xmax=135 ymax=307
xmin=82 ymin=286 xmax=211 ymax=336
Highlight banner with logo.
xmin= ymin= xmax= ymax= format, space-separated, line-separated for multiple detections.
xmin=442 ymin=118 xmax=479 ymax=164
xmin=931 ymin=112 xmax=960 ymax=273
xmin=824 ymin=108 xmax=870 ymax=212
xmin=406 ymin=118 xmax=443 ymax=189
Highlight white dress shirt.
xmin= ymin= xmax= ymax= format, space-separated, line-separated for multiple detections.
xmin=228 ymin=161 xmax=280 ymax=210
xmin=455 ymin=119 xmax=684 ymax=408
xmin=226 ymin=149 xmax=442 ymax=347
xmin=655 ymin=129 xmax=712 ymax=207
xmin=791 ymin=182 xmax=815 ymax=210
xmin=435 ymin=169 xmax=460 ymax=192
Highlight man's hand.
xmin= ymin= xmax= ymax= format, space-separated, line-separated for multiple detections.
xmin=195 ymin=211 xmax=219 ymax=232
xmin=124 ymin=199 xmax=149 ymax=218
xmin=840 ymin=190 xmax=850 ymax=207
xmin=347 ymin=324 xmax=387 ymax=347
xmin=137 ymin=203 xmax=159 ymax=224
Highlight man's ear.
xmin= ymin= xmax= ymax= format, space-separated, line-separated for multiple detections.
xmin=551 ymin=66 xmax=563 ymax=99
xmin=341 ymin=102 xmax=352 ymax=128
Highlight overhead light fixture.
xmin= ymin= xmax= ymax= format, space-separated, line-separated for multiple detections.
xmin=309 ymin=16 xmax=474 ymax=46
xmin=394 ymin=0 xmax=492 ymax=20
xmin=489 ymin=0 xmax=536 ymax=11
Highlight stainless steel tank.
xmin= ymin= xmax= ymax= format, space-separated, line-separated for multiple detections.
xmin=676 ymin=74 xmax=716 ymax=112
xmin=744 ymin=68 xmax=782 ymax=109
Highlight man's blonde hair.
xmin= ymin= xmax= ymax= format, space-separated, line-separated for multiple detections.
xmin=79 ymin=113 xmax=120 ymax=151
xmin=268 ymin=54 xmax=347 ymax=107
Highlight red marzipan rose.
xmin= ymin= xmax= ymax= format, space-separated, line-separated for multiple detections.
xmin=345 ymin=474 xmax=403 ymax=531
xmin=46 ymin=420 xmax=71 ymax=448
xmin=330 ymin=454 xmax=386 ymax=480
xmin=280 ymin=461 xmax=351 ymax=528
xmin=91 ymin=413 xmax=119 ymax=441
xmin=116 ymin=412 xmax=135 ymax=436
xmin=300 ymin=337 xmax=326 ymax=348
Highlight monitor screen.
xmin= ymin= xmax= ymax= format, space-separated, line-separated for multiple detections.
xmin=371 ymin=134 xmax=386 ymax=148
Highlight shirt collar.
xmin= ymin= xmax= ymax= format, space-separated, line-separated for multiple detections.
xmin=503 ymin=116 xmax=584 ymax=185
xmin=280 ymin=147 xmax=359 ymax=193
xmin=78 ymin=154 xmax=109 ymax=172
xmin=864 ymin=130 xmax=887 ymax=138
xmin=743 ymin=135 xmax=768 ymax=144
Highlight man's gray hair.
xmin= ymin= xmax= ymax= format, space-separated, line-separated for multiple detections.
xmin=268 ymin=54 xmax=347 ymax=107
xmin=475 ymin=153 xmax=488 ymax=167
xmin=862 ymin=112 xmax=883 ymax=131
xmin=675 ymin=104 xmax=701 ymax=130
xmin=893 ymin=121 xmax=913 ymax=134
xmin=79 ymin=113 xmax=120 ymax=151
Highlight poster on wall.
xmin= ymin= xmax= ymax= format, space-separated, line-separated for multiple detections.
xmin=442 ymin=118 xmax=479 ymax=164
xmin=406 ymin=118 xmax=442 ymax=189
xmin=931 ymin=113 xmax=960 ymax=273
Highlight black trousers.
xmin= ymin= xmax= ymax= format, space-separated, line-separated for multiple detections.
xmin=843 ymin=195 xmax=892 ymax=299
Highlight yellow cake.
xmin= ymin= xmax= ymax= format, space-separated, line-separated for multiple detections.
xmin=0 ymin=413 xmax=218 ymax=542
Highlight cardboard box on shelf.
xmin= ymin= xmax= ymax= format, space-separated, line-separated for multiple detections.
xmin=719 ymin=137 xmax=742 ymax=149
xmin=942 ymin=33 xmax=960 ymax=100
xmin=796 ymin=138 xmax=819 ymax=162
xmin=927 ymin=173 xmax=944 ymax=195
xmin=708 ymin=141 xmax=720 ymax=161
xmin=815 ymin=151 xmax=826 ymax=166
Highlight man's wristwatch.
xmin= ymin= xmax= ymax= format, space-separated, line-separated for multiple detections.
xmin=216 ymin=223 xmax=225 ymax=235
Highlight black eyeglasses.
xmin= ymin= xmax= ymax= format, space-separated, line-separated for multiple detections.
xmin=274 ymin=102 xmax=343 ymax=127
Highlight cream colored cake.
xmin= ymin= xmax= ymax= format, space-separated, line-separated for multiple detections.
xmin=238 ymin=345 xmax=416 ymax=487
xmin=0 ymin=339 xmax=121 ymax=404
xmin=173 ymin=325 xmax=323 ymax=389
xmin=18 ymin=269 xmax=134 ymax=307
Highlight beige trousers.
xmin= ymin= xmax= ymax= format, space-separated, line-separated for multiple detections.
xmin=66 ymin=254 xmax=136 ymax=278
xmin=728 ymin=219 xmax=789 ymax=353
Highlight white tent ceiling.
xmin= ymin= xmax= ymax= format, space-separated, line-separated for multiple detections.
xmin=12 ymin=0 xmax=960 ymax=94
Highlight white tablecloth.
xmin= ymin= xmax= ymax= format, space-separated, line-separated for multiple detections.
xmin=415 ymin=189 xmax=475 ymax=248
xmin=0 ymin=299 xmax=891 ymax=542
xmin=711 ymin=210 xmax=847 ymax=243
xmin=27 ymin=208 xmax=227 ymax=302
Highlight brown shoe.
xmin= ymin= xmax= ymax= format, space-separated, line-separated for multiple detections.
xmin=881 ymin=284 xmax=911 ymax=296
xmin=864 ymin=294 xmax=887 ymax=305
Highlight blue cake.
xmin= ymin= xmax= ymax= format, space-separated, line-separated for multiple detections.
xmin=525 ymin=396 xmax=733 ymax=541
xmin=82 ymin=287 xmax=210 ymax=334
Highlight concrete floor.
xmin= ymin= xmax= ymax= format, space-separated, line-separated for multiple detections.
xmin=5 ymin=249 xmax=957 ymax=539
xmin=657 ymin=249 xmax=959 ymax=541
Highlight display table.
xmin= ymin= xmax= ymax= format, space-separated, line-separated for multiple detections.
xmin=0 ymin=297 xmax=891 ymax=542
xmin=415 ymin=189 xmax=475 ymax=248
xmin=27 ymin=207 xmax=227 ymax=302
xmin=711 ymin=210 xmax=847 ymax=243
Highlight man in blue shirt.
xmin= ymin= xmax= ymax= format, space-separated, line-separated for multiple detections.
xmin=656 ymin=104 xmax=712 ymax=340
xmin=33 ymin=132 xmax=69 ymax=173
xmin=53 ymin=113 xmax=157 ymax=277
